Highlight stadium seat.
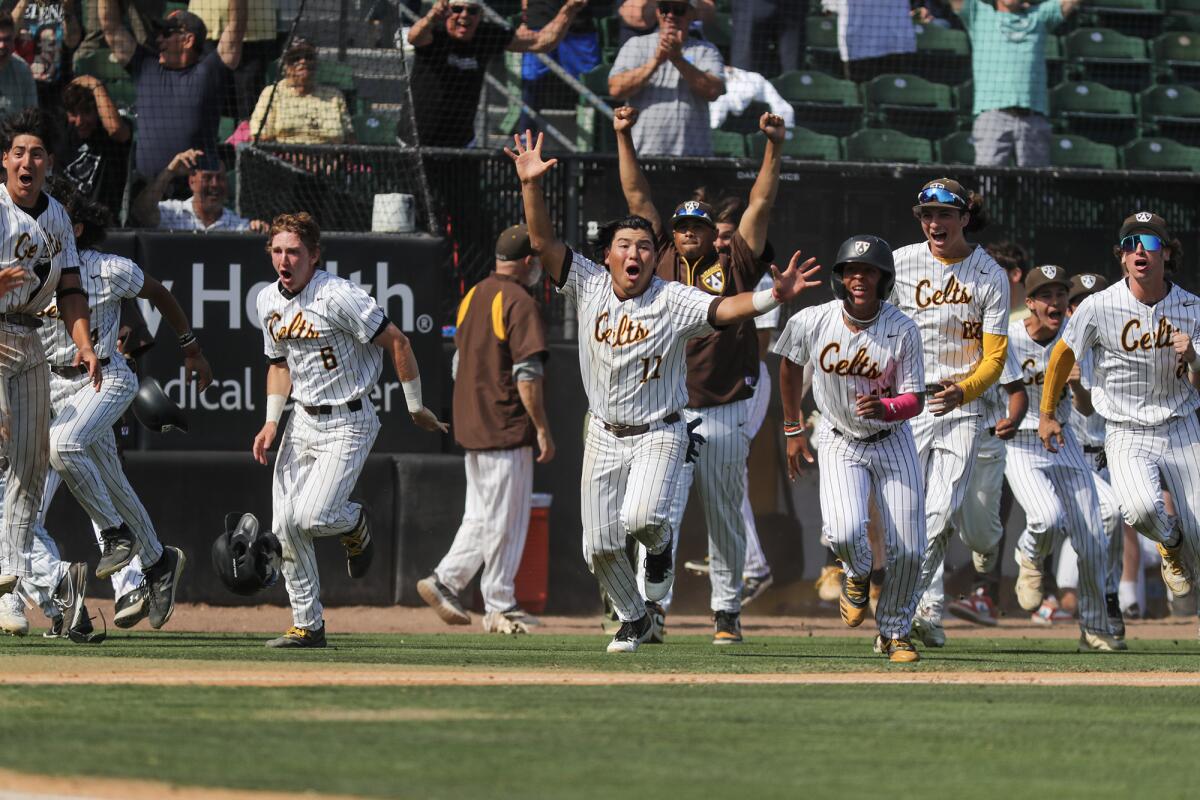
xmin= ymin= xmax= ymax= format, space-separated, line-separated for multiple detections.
xmin=1138 ymin=83 xmax=1200 ymax=143
xmin=748 ymin=126 xmax=842 ymax=161
xmin=354 ymin=113 xmax=399 ymax=145
xmin=218 ymin=116 xmax=236 ymax=143
xmin=74 ymin=48 xmax=129 ymax=82
xmin=1079 ymin=0 xmax=1166 ymax=39
xmin=863 ymin=73 xmax=957 ymax=139
xmin=1168 ymin=0 xmax=1200 ymax=9
xmin=580 ymin=64 xmax=613 ymax=101
xmin=805 ymin=15 xmax=842 ymax=74
xmin=1064 ymin=28 xmax=1153 ymax=92
xmin=936 ymin=131 xmax=976 ymax=164
xmin=1045 ymin=35 xmax=1066 ymax=87
xmin=844 ymin=128 xmax=934 ymax=164
xmin=770 ymin=70 xmax=863 ymax=137
xmin=955 ymin=80 xmax=973 ymax=129
xmin=705 ymin=13 xmax=732 ymax=53
xmin=1121 ymin=135 xmax=1200 ymax=168
xmin=597 ymin=16 xmax=621 ymax=64
xmin=711 ymin=130 xmax=748 ymax=157
xmin=911 ymin=23 xmax=971 ymax=85
xmin=720 ymin=100 xmax=773 ymax=135
xmin=1152 ymin=31 xmax=1200 ymax=84
xmin=1165 ymin=10 xmax=1200 ymax=32
xmin=1049 ymin=134 xmax=1120 ymax=168
xmin=1050 ymin=80 xmax=1139 ymax=145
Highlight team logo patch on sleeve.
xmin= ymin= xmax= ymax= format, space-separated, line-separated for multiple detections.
xmin=700 ymin=264 xmax=726 ymax=294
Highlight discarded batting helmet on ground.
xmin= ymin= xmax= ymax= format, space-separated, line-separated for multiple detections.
xmin=212 ymin=512 xmax=283 ymax=596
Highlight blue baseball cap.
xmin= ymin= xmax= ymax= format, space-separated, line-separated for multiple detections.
xmin=671 ymin=200 xmax=716 ymax=229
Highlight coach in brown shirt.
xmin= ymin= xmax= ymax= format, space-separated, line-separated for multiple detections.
xmin=614 ymin=105 xmax=786 ymax=645
xmin=417 ymin=224 xmax=555 ymax=635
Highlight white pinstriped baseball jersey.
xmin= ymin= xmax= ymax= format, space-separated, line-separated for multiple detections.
xmin=772 ymin=300 xmax=925 ymax=439
xmin=556 ymin=248 xmax=718 ymax=427
xmin=1000 ymin=319 xmax=1070 ymax=430
xmin=257 ymin=269 xmax=387 ymax=406
xmin=39 ymin=249 xmax=144 ymax=364
xmin=0 ymin=187 xmax=65 ymax=315
xmin=890 ymin=243 xmax=1010 ymax=417
xmin=1062 ymin=279 xmax=1200 ymax=425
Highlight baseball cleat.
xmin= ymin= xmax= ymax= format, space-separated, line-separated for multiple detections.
xmin=911 ymin=613 xmax=945 ymax=648
xmin=712 ymin=610 xmax=743 ymax=645
xmin=1078 ymin=629 xmax=1128 ymax=652
xmin=972 ymin=547 xmax=999 ymax=575
xmin=0 ymin=574 xmax=16 ymax=596
xmin=114 ymin=584 xmax=149 ymax=629
xmin=43 ymin=615 xmax=64 ymax=639
xmin=0 ymin=591 xmax=28 ymax=637
xmin=1156 ymin=540 xmax=1193 ymax=598
xmin=814 ymin=564 xmax=844 ymax=603
xmin=51 ymin=562 xmax=88 ymax=635
xmin=417 ymin=575 xmax=471 ymax=625
xmin=482 ymin=607 xmax=539 ymax=635
xmin=1105 ymin=593 xmax=1126 ymax=641
xmin=839 ymin=573 xmax=870 ymax=628
xmin=874 ymin=634 xmax=920 ymax=663
xmin=1014 ymin=549 xmax=1044 ymax=612
xmin=947 ymin=588 xmax=999 ymax=627
xmin=606 ymin=614 xmax=651 ymax=654
xmin=340 ymin=510 xmax=374 ymax=579
xmin=266 ymin=624 xmax=327 ymax=648
xmin=96 ymin=524 xmax=136 ymax=580
xmin=683 ymin=557 xmax=710 ymax=576
xmin=643 ymin=546 xmax=674 ymax=602
xmin=645 ymin=601 xmax=666 ymax=644
xmin=740 ymin=572 xmax=773 ymax=607
xmin=144 ymin=547 xmax=186 ymax=630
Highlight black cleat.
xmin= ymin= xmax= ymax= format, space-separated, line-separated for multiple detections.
xmin=144 ymin=547 xmax=186 ymax=629
xmin=96 ymin=525 xmax=135 ymax=579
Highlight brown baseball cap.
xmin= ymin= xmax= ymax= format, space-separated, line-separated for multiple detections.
xmin=1119 ymin=211 xmax=1169 ymax=242
xmin=1024 ymin=264 xmax=1071 ymax=295
xmin=1068 ymin=272 xmax=1109 ymax=305
xmin=913 ymin=178 xmax=969 ymax=213
xmin=495 ymin=224 xmax=533 ymax=261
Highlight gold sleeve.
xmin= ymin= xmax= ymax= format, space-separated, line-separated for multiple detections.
xmin=1040 ymin=339 xmax=1076 ymax=416
xmin=957 ymin=332 xmax=1008 ymax=404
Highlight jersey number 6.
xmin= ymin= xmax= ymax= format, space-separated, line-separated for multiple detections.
xmin=320 ymin=346 xmax=339 ymax=370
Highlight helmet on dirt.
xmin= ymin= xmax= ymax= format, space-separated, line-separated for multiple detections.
xmin=212 ymin=513 xmax=283 ymax=596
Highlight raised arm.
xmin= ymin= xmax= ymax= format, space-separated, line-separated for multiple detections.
xmin=505 ymin=131 xmax=567 ymax=284
xmin=713 ymin=250 xmax=821 ymax=327
xmin=613 ymin=106 xmax=661 ymax=235
xmin=70 ymin=76 xmax=131 ymax=143
xmin=738 ymin=113 xmax=786 ymax=258
xmin=98 ymin=0 xmax=137 ymax=65
xmin=408 ymin=0 xmax=449 ymax=47
xmin=373 ymin=322 xmax=449 ymax=433
xmin=509 ymin=0 xmax=585 ymax=53
xmin=132 ymin=148 xmax=203 ymax=228
xmin=138 ymin=274 xmax=213 ymax=390
xmin=217 ymin=0 xmax=247 ymax=69
xmin=1061 ymin=0 xmax=1082 ymax=16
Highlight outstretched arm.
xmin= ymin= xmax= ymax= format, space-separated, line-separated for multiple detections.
xmin=217 ymin=0 xmax=247 ymax=69
xmin=138 ymin=275 xmax=213 ymax=391
xmin=509 ymin=0 xmax=585 ymax=53
xmin=713 ymin=250 xmax=821 ymax=327
xmin=613 ymin=106 xmax=662 ymax=236
xmin=505 ymin=131 xmax=567 ymax=284
xmin=98 ymin=0 xmax=137 ymax=65
xmin=738 ymin=112 xmax=786 ymax=258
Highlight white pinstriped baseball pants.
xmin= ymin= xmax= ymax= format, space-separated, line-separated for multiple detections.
xmin=1052 ymin=463 xmax=1123 ymax=597
xmin=818 ymin=423 xmax=926 ymax=638
xmin=957 ymin=430 xmax=1007 ymax=558
xmin=742 ymin=366 xmax=771 ymax=578
xmin=582 ymin=416 xmax=686 ymax=623
xmin=274 ymin=404 xmax=379 ymax=630
xmin=1007 ymin=430 xmax=1110 ymax=634
xmin=435 ymin=447 xmax=533 ymax=614
xmin=0 ymin=327 xmax=50 ymax=580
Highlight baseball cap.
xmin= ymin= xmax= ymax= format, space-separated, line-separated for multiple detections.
xmin=161 ymin=9 xmax=207 ymax=42
xmin=671 ymin=200 xmax=716 ymax=229
xmin=495 ymin=224 xmax=533 ymax=261
xmin=913 ymin=178 xmax=968 ymax=213
xmin=1068 ymin=273 xmax=1109 ymax=305
xmin=282 ymin=37 xmax=318 ymax=65
xmin=1024 ymin=264 xmax=1071 ymax=295
xmin=1119 ymin=211 xmax=1169 ymax=242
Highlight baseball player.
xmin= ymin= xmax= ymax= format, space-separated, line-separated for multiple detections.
xmin=0 ymin=110 xmax=101 ymax=601
xmin=252 ymin=212 xmax=447 ymax=648
xmin=418 ymin=223 xmax=554 ymax=635
xmin=998 ymin=264 xmax=1121 ymax=651
xmin=507 ymin=130 xmax=819 ymax=653
xmin=776 ymin=235 xmax=927 ymax=663
xmin=892 ymin=179 xmax=1010 ymax=648
xmin=615 ymin=106 xmax=786 ymax=645
xmin=1040 ymin=212 xmax=1200 ymax=620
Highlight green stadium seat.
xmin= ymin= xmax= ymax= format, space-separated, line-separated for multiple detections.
xmin=955 ymin=80 xmax=973 ymax=128
xmin=711 ymin=130 xmax=748 ymax=157
xmin=218 ymin=116 xmax=236 ymax=142
xmin=720 ymin=100 xmax=773 ymax=135
xmin=1050 ymin=80 xmax=1139 ymax=145
xmin=1168 ymin=0 xmax=1200 ymax=9
xmin=104 ymin=79 xmax=136 ymax=112
xmin=1064 ymin=28 xmax=1153 ymax=92
xmin=1153 ymin=31 xmax=1200 ymax=84
xmin=73 ymin=48 xmax=129 ymax=82
xmin=863 ymin=73 xmax=957 ymax=139
xmin=805 ymin=15 xmax=841 ymax=74
xmin=747 ymin=126 xmax=842 ymax=161
xmin=936 ymin=131 xmax=976 ymax=164
xmin=706 ymin=13 xmax=732 ymax=52
xmin=1121 ymin=135 xmax=1200 ymax=168
xmin=1138 ymin=83 xmax=1200 ymax=144
xmin=770 ymin=70 xmax=863 ymax=136
xmin=1165 ymin=11 xmax=1200 ymax=32
xmin=1079 ymin=0 xmax=1165 ymax=39
xmin=353 ymin=113 xmax=398 ymax=145
xmin=597 ymin=16 xmax=621 ymax=64
xmin=580 ymin=64 xmax=613 ymax=101
xmin=1049 ymin=134 xmax=1120 ymax=169
xmin=844 ymin=128 xmax=934 ymax=164
xmin=1045 ymin=35 xmax=1066 ymax=86
xmin=911 ymin=23 xmax=971 ymax=85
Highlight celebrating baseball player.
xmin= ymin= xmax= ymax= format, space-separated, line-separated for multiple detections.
xmin=892 ymin=179 xmax=1010 ymax=648
xmin=1039 ymin=212 xmax=1200 ymax=612
xmin=615 ymin=105 xmax=785 ymax=645
xmin=418 ymin=223 xmax=553 ymax=635
xmin=252 ymin=212 xmax=447 ymax=648
xmin=776 ymin=235 xmax=927 ymax=663
xmin=507 ymin=130 xmax=819 ymax=654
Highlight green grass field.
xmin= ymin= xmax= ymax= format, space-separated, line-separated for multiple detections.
xmin=4 ymin=633 xmax=1200 ymax=798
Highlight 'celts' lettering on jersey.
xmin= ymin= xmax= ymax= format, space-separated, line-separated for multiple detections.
xmin=773 ymin=300 xmax=924 ymax=440
xmin=257 ymin=269 xmax=388 ymax=406
xmin=556 ymin=248 xmax=719 ymax=427
xmin=0 ymin=186 xmax=74 ymax=315
xmin=1000 ymin=319 xmax=1070 ymax=430
xmin=890 ymin=242 xmax=1009 ymax=417
xmin=39 ymin=249 xmax=144 ymax=365
xmin=1062 ymin=279 xmax=1200 ymax=426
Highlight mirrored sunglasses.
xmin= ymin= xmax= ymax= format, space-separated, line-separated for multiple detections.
xmin=1120 ymin=233 xmax=1163 ymax=252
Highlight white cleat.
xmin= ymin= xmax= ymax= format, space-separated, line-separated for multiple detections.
xmin=0 ymin=574 xmax=17 ymax=596
xmin=911 ymin=613 xmax=945 ymax=648
xmin=0 ymin=592 xmax=29 ymax=637
xmin=643 ymin=547 xmax=674 ymax=603
xmin=1014 ymin=549 xmax=1044 ymax=612
xmin=606 ymin=615 xmax=652 ymax=654
xmin=1078 ymin=629 xmax=1128 ymax=652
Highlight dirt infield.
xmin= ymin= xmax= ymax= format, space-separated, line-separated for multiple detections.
xmin=0 ymin=769 xmax=364 ymax=800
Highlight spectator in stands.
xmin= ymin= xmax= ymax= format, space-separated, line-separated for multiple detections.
xmin=0 ymin=17 xmax=37 ymax=118
xmin=516 ymin=0 xmax=601 ymax=135
xmin=191 ymin=0 xmax=281 ymax=123
xmin=249 ymin=37 xmax=352 ymax=144
xmin=912 ymin=0 xmax=964 ymax=29
xmin=609 ymin=0 xmax=724 ymax=157
xmin=615 ymin=0 xmax=714 ymax=46
xmin=709 ymin=64 xmax=794 ymax=132
xmin=953 ymin=0 xmax=1080 ymax=168
xmin=75 ymin=0 xmax=162 ymax=69
xmin=821 ymin=0 xmax=916 ymax=82
xmin=11 ymin=0 xmax=81 ymax=106
xmin=99 ymin=0 xmax=247 ymax=180
xmin=407 ymin=0 xmax=587 ymax=148
xmin=132 ymin=147 xmax=268 ymax=232
xmin=731 ymin=0 xmax=804 ymax=77
xmin=60 ymin=74 xmax=132 ymax=216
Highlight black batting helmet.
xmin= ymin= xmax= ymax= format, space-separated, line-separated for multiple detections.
xmin=212 ymin=513 xmax=283 ymax=596
xmin=832 ymin=235 xmax=895 ymax=302
xmin=132 ymin=376 xmax=189 ymax=433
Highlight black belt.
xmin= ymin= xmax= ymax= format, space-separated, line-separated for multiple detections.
xmin=0 ymin=312 xmax=42 ymax=328
xmin=50 ymin=357 xmax=110 ymax=377
xmin=1084 ymin=445 xmax=1104 ymax=454
xmin=832 ymin=426 xmax=893 ymax=445
xmin=302 ymin=398 xmax=363 ymax=416
xmin=602 ymin=412 xmax=681 ymax=438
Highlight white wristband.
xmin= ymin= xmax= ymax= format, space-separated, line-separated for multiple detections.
xmin=402 ymin=378 xmax=423 ymax=413
xmin=752 ymin=288 xmax=779 ymax=314
xmin=265 ymin=394 xmax=286 ymax=424
xmin=1189 ymin=357 xmax=1200 ymax=374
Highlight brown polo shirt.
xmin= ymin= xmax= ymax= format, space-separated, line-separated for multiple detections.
xmin=656 ymin=230 xmax=766 ymax=407
xmin=452 ymin=273 xmax=548 ymax=451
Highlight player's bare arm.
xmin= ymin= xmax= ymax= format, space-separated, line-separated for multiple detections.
xmin=738 ymin=113 xmax=786 ymax=259
xmin=252 ymin=362 xmax=292 ymax=464
xmin=779 ymin=358 xmax=813 ymax=478
xmin=57 ymin=272 xmax=101 ymax=390
xmin=506 ymin=131 xmax=567 ymax=283
xmin=613 ymin=107 xmax=662 ymax=235
xmin=993 ymin=381 xmax=1028 ymax=440
xmin=407 ymin=0 xmax=449 ymax=47
xmin=516 ymin=377 xmax=555 ymax=464
xmin=373 ymin=323 xmax=449 ymax=434
xmin=712 ymin=250 xmax=821 ymax=327
xmin=1038 ymin=339 xmax=1076 ymax=452
xmin=217 ymin=0 xmax=248 ymax=70
xmin=509 ymin=0 xmax=586 ymax=53
xmin=138 ymin=274 xmax=213 ymax=391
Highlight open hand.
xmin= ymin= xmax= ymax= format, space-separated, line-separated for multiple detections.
xmin=771 ymin=250 xmax=822 ymax=304
xmin=252 ymin=422 xmax=277 ymax=465
xmin=504 ymin=130 xmax=559 ymax=185
xmin=786 ymin=433 xmax=814 ymax=480
xmin=411 ymin=406 xmax=449 ymax=433
xmin=1039 ymin=416 xmax=1064 ymax=453
xmin=73 ymin=347 xmax=102 ymax=391
xmin=929 ymin=381 xmax=964 ymax=416
xmin=855 ymin=393 xmax=885 ymax=420
xmin=185 ymin=351 xmax=213 ymax=392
